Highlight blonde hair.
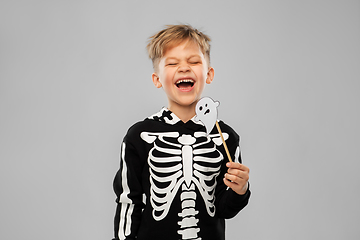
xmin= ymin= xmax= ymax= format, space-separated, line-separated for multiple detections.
xmin=147 ymin=24 xmax=211 ymax=71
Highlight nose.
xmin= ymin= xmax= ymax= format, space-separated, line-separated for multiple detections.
xmin=177 ymin=63 xmax=191 ymax=73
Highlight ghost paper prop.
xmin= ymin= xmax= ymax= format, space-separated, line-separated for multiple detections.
xmin=195 ymin=97 xmax=233 ymax=162
xmin=195 ymin=97 xmax=220 ymax=135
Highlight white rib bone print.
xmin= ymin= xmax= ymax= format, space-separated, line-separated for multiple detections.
xmin=141 ymin=131 xmax=228 ymax=239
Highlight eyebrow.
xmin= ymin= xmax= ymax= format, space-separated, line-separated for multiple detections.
xmin=165 ymin=55 xmax=201 ymax=61
xmin=165 ymin=57 xmax=179 ymax=61
xmin=188 ymin=55 xmax=201 ymax=59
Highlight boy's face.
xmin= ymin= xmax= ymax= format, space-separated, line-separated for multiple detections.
xmin=152 ymin=40 xmax=214 ymax=111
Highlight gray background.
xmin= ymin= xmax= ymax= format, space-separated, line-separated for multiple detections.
xmin=1 ymin=1 xmax=359 ymax=239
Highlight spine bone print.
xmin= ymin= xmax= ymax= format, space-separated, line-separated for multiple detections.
xmin=177 ymin=136 xmax=200 ymax=240
xmin=177 ymin=183 xmax=200 ymax=240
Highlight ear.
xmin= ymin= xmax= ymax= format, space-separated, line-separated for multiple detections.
xmin=152 ymin=73 xmax=162 ymax=88
xmin=206 ymin=67 xmax=214 ymax=84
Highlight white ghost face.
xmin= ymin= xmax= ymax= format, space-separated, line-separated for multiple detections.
xmin=195 ymin=97 xmax=220 ymax=135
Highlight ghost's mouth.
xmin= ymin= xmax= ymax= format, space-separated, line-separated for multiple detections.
xmin=175 ymin=79 xmax=194 ymax=89
xmin=204 ymin=109 xmax=210 ymax=115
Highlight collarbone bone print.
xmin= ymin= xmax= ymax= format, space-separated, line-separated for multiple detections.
xmin=140 ymin=130 xmax=229 ymax=239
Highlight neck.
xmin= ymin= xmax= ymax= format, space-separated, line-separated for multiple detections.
xmin=168 ymin=103 xmax=196 ymax=123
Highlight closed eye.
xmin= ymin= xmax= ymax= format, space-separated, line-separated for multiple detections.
xmin=188 ymin=56 xmax=202 ymax=65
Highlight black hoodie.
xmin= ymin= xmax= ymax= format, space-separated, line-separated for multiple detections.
xmin=112 ymin=108 xmax=250 ymax=240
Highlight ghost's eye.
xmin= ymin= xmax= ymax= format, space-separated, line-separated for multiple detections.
xmin=205 ymin=104 xmax=208 ymax=107
xmin=199 ymin=106 xmax=203 ymax=111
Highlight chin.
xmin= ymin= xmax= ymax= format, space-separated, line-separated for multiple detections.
xmin=178 ymin=98 xmax=199 ymax=107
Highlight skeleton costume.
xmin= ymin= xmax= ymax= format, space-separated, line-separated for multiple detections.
xmin=113 ymin=108 xmax=250 ymax=240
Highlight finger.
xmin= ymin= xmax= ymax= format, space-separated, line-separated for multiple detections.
xmin=226 ymin=162 xmax=250 ymax=173
xmin=226 ymin=162 xmax=241 ymax=169
xmin=227 ymin=168 xmax=242 ymax=176
xmin=223 ymin=177 xmax=248 ymax=195
xmin=227 ymin=168 xmax=249 ymax=180
xmin=224 ymin=176 xmax=239 ymax=186
xmin=224 ymin=173 xmax=237 ymax=183
xmin=225 ymin=171 xmax=249 ymax=182
xmin=225 ymin=173 xmax=246 ymax=185
xmin=223 ymin=177 xmax=236 ymax=188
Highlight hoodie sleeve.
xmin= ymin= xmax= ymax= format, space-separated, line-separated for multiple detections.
xmin=112 ymin=132 xmax=145 ymax=240
xmin=214 ymin=123 xmax=251 ymax=219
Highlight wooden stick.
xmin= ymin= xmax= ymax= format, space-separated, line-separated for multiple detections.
xmin=215 ymin=121 xmax=232 ymax=162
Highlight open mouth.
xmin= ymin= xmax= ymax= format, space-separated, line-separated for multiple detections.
xmin=175 ymin=79 xmax=195 ymax=89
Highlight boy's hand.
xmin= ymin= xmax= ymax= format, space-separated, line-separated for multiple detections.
xmin=224 ymin=162 xmax=250 ymax=195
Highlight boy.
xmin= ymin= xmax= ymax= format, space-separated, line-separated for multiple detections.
xmin=112 ymin=24 xmax=250 ymax=240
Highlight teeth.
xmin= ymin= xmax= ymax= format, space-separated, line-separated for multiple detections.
xmin=176 ymin=79 xmax=194 ymax=84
